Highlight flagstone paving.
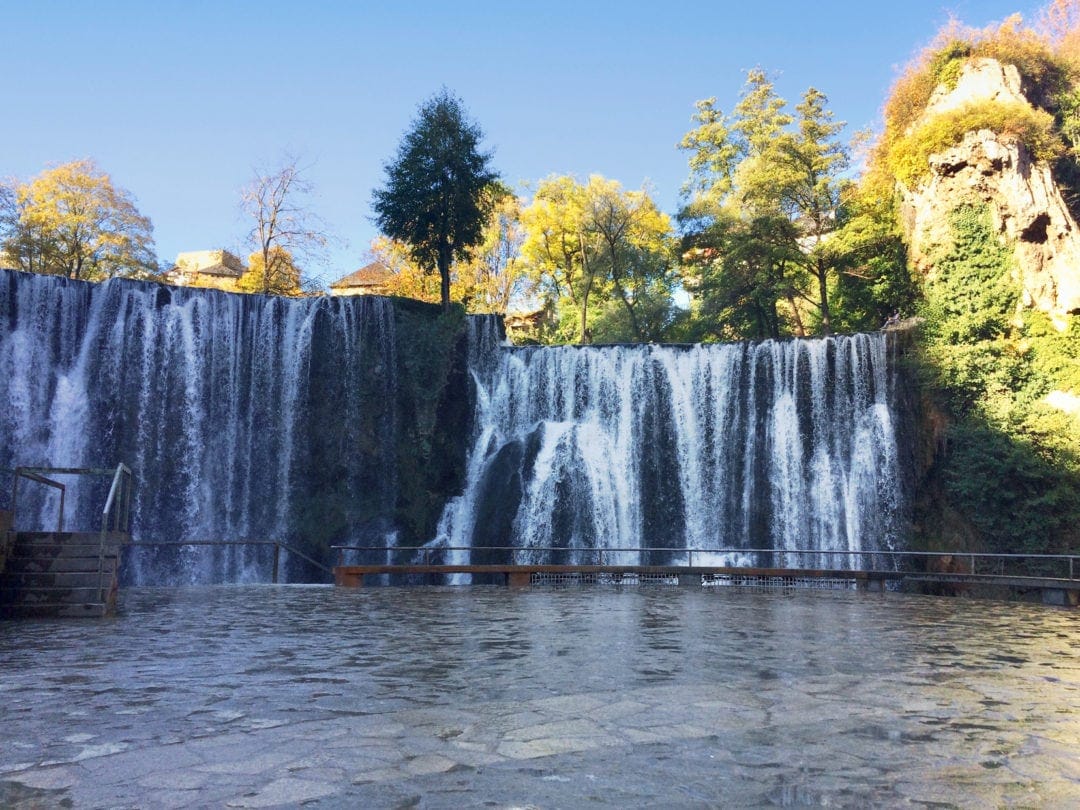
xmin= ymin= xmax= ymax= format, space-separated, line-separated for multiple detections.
xmin=1 ymin=585 xmax=1078 ymax=807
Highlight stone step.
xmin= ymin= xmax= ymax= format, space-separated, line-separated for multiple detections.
xmin=2 ymin=555 xmax=117 ymax=574
xmin=0 ymin=586 xmax=110 ymax=606
xmin=8 ymin=544 xmax=120 ymax=559
xmin=1 ymin=571 xmax=105 ymax=589
xmin=0 ymin=602 xmax=109 ymax=619
xmin=1 ymin=530 xmax=127 ymax=619
xmin=12 ymin=531 xmax=118 ymax=543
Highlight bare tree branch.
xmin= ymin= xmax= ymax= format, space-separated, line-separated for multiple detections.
xmin=240 ymin=153 xmax=330 ymax=295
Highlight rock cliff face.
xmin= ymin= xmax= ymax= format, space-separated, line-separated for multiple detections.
xmin=900 ymin=58 xmax=1080 ymax=325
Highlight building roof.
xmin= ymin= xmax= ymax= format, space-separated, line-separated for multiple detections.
xmin=330 ymin=261 xmax=394 ymax=289
xmin=195 ymin=262 xmax=244 ymax=278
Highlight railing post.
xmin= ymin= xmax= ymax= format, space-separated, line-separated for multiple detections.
xmin=127 ymin=474 xmax=132 ymax=530
xmin=272 ymin=543 xmax=280 ymax=584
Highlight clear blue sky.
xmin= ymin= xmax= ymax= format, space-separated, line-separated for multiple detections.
xmin=0 ymin=0 xmax=1047 ymax=286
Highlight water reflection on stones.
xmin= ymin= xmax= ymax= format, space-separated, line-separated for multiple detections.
xmin=0 ymin=585 xmax=1077 ymax=807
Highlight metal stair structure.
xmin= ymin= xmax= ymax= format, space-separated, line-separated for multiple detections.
xmin=0 ymin=465 xmax=133 ymax=619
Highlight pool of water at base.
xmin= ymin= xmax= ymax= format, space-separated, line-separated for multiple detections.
xmin=1 ymin=585 xmax=1078 ymax=807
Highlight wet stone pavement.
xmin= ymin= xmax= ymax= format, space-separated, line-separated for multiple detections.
xmin=1 ymin=585 xmax=1079 ymax=808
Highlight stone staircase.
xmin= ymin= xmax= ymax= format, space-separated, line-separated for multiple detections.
xmin=0 ymin=531 xmax=127 ymax=619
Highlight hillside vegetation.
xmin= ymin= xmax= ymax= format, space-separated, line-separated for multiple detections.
xmin=868 ymin=6 xmax=1080 ymax=559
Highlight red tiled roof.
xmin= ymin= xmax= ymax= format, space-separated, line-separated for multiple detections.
xmin=329 ymin=261 xmax=394 ymax=289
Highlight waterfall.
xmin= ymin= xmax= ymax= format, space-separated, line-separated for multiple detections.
xmin=0 ymin=270 xmax=398 ymax=583
xmin=435 ymin=328 xmax=907 ymax=570
xmin=2 ymin=268 xmax=910 ymax=584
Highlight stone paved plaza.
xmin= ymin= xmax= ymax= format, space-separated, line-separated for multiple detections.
xmin=2 ymin=585 xmax=1079 ymax=807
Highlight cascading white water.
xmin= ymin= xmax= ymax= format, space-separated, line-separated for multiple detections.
xmin=3 ymin=269 xmax=909 ymax=583
xmin=0 ymin=270 xmax=398 ymax=583
xmin=435 ymin=323 xmax=907 ymax=570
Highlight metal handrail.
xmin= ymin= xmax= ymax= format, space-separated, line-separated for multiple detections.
xmin=4 ymin=463 xmax=135 ymax=605
xmin=127 ymin=539 xmax=334 ymax=582
xmin=99 ymin=463 xmax=133 ymax=602
xmin=11 ymin=467 xmax=67 ymax=532
xmin=330 ymin=545 xmax=1080 ymax=580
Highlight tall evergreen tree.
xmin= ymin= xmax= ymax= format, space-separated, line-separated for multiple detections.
xmin=373 ymin=90 xmax=498 ymax=310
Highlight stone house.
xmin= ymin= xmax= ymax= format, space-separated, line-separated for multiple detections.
xmin=166 ymin=250 xmax=246 ymax=291
xmin=329 ymin=262 xmax=394 ymax=296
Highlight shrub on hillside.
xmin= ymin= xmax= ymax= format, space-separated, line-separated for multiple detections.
xmin=888 ymin=100 xmax=1062 ymax=186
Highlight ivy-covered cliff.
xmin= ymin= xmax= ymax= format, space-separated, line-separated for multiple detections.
xmin=872 ymin=17 xmax=1080 ymax=559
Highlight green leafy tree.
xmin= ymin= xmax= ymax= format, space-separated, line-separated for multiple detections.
xmin=681 ymin=213 xmax=803 ymax=340
xmin=678 ymin=71 xmax=811 ymax=336
xmin=0 ymin=159 xmax=156 ymax=280
xmin=826 ymin=188 xmax=916 ymax=333
xmin=782 ymin=88 xmax=849 ymax=334
xmin=679 ymin=69 xmax=793 ymax=222
xmin=373 ymin=90 xmax=499 ymax=310
xmin=678 ymin=73 xmax=884 ymax=337
xmin=521 ymin=175 xmax=675 ymax=343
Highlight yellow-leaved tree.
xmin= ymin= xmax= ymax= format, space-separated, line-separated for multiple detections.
xmin=0 ymin=159 xmax=157 ymax=280
xmin=520 ymin=174 xmax=675 ymax=343
xmin=236 ymin=246 xmax=303 ymax=296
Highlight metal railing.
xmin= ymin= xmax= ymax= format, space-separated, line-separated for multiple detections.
xmin=99 ymin=464 xmax=133 ymax=602
xmin=127 ymin=539 xmax=333 ymax=583
xmin=8 ymin=464 xmax=135 ymax=604
xmin=330 ymin=545 xmax=1080 ymax=582
xmin=10 ymin=468 xmax=67 ymax=532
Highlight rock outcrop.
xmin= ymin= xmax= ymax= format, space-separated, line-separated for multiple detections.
xmin=899 ymin=58 xmax=1080 ymax=326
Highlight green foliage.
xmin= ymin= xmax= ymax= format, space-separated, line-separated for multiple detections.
xmin=681 ymin=213 xmax=803 ymax=341
xmin=373 ymin=89 xmax=499 ymax=309
xmin=1052 ymin=86 xmax=1080 ymax=216
xmin=941 ymin=417 xmax=1079 ymax=555
xmin=889 ymin=101 xmax=1062 ymax=187
xmin=921 ymin=204 xmax=1018 ymax=342
xmin=929 ymin=40 xmax=972 ymax=90
xmin=916 ymin=202 xmax=1080 ymax=555
xmin=520 ymin=174 xmax=675 ymax=344
xmin=678 ymin=74 xmax=876 ymax=337
xmin=827 ymin=190 xmax=917 ymax=332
